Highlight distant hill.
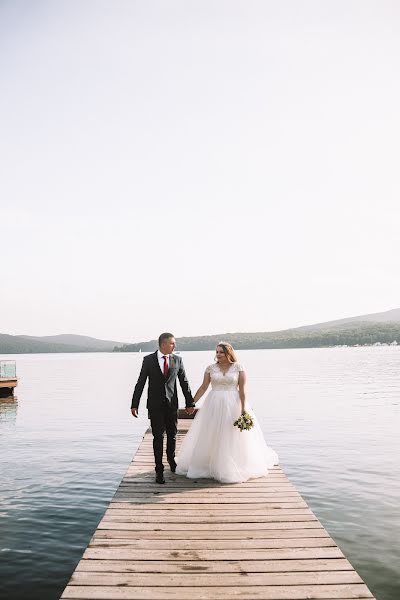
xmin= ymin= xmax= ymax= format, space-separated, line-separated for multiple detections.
xmin=2 ymin=308 xmax=400 ymax=354
xmin=0 ymin=333 xmax=127 ymax=354
xmin=295 ymin=308 xmax=400 ymax=331
xmin=115 ymin=308 xmax=400 ymax=352
xmin=19 ymin=334 xmax=126 ymax=351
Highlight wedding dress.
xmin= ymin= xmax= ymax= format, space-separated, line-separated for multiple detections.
xmin=176 ymin=362 xmax=278 ymax=483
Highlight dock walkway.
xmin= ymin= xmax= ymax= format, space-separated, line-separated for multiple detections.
xmin=61 ymin=420 xmax=375 ymax=599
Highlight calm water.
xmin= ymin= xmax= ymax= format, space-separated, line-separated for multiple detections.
xmin=0 ymin=348 xmax=399 ymax=600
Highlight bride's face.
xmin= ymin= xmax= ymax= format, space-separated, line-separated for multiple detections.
xmin=215 ymin=346 xmax=229 ymax=364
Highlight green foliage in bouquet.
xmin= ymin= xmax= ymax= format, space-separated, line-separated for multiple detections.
xmin=234 ymin=412 xmax=254 ymax=432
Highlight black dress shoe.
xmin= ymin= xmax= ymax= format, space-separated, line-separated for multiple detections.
xmin=155 ymin=472 xmax=165 ymax=484
xmin=168 ymin=459 xmax=177 ymax=472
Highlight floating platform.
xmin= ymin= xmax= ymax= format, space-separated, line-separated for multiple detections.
xmin=0 ymin=361 xmax=17 ymax=396
xmin=0 ymin=378 xmax=17 ymax=396
xmin=60 ymin=419 xmax=375 ymax=599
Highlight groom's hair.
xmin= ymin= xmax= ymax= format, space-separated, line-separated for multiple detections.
xmin=158 ymin=332 xmax=175 ymax=346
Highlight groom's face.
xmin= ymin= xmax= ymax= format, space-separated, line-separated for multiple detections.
xmin=159 ymin=337 xmax=176 ymax=355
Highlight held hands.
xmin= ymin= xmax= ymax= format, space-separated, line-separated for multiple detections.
xmin=185 ymin=406 xmax=195 ymax=415
xmin=131 ymin=408 xmax=138 ymax=418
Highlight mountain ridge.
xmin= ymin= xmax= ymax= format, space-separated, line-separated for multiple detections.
xmin=115 ymin=308 xmax=400 ymax=352
xmin=294 ymin=307 xmax=400 ymax=331
xmin=0 ymin=333 xmax=127 ymax=354
xmin=18 ymin=334 xmax=127 ymax=350
xmin=1 ymin=308 xmax=400 ymax=354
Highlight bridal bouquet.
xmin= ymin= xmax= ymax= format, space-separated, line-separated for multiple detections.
xmin=234 ymin=412 xmax=254 ymax=432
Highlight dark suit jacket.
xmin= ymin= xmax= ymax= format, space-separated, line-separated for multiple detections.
xmin=131 ymin=351 xmax=194 ymax=413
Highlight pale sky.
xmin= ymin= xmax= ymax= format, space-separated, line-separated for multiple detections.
xmin=1 ymin=0 xmax=399 ymax=343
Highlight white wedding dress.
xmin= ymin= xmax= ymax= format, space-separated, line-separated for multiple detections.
xmin=176 ymin=362 xmax=278 ymax=483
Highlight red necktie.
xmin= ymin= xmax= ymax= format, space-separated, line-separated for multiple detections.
xmin=163 ymin=355 xmax=169 ymax=377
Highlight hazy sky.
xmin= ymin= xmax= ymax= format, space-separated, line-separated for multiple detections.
xmin=1 ymin=0 xmax=399 ymax=342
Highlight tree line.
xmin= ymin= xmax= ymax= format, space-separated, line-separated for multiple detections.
xmin=113 ymin=322 xmax=400 ymax=352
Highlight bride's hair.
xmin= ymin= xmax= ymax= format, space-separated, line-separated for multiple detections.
xmin=215 ymin=341 xmax=237 ymax=363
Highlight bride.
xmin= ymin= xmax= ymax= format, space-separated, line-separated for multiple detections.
xmin=176 ymin=342 xmax=278 ymax=483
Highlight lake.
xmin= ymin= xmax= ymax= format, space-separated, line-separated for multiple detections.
xmin=0 ymin=348 xmax=399 ymax=600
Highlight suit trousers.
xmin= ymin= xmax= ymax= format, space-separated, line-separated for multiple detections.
xmin=149 ymin=405 xmax=178 ymax=473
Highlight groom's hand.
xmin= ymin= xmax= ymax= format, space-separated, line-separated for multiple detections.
xmin=131 ymin=408 xmax=138 ymax=417
xmin=185 ymin=407 xmax=195 ymax=415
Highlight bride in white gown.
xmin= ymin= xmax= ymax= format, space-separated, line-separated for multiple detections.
xmin=176 ymin=342 xmax=278 ymax=484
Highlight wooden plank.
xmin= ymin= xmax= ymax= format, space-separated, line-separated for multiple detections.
xmin=82 ymin=548 xmax=345 ymax=560
xmin=123 ymin=475 xmax=290 ymax=482
xmin=75 ymin=558 xmax=354 ymax=573
xmin=114 ymin=487 xmax=301 ymax=494
xmin=104 ymin=504 xmax=312 ymax=512
xmin=102 ymin=509 xmax=313 ymax=516
xmin=61 ymin=583 xmax=373 ymax=599
xmin=124 ymin=472 xmax=289 ymax=479
xmin=117 ymin=486 xmax=300 ymax=493
xmin=118 ymin=486 xmax=296 ymax=491
xmin=111 ymin=498 xmax=307 ymax=506
xmin=102 ymin=511 xmax=319 ymax=519
xmin=96 ymin=521 xmax=323 ymax=531
xmin=98 ymin=515 xmax=318 ymax=525
xmin=122 ymin=476 xmax=287 ymax=480
xmin=94 ymin=529 xmax=330 ymax=539
xmin=69 ymin=571 xmax=363 ymax=586
xmin=118 ymin=485 xmax=298 ymax=491
xmin=89 ymin=539 xmax=336 ymax=549
xmin=110 ymin=492 xmax=305 ymax=500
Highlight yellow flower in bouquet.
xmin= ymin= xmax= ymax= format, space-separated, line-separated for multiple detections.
xmin=233 ymin=412 xmax=254 ymax=432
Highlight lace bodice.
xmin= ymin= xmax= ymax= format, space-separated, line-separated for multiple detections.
xmin=206 ymin=362 xmax=244 ymax=391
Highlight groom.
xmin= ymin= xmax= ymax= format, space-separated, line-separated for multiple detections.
xmin=131 ymin=332 xmax=195 ymax=484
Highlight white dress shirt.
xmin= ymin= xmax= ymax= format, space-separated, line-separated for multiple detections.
xmin=157 ymin=350 xmax=170 ymax=374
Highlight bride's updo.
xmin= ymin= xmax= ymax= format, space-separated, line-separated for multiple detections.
xmin=215 ymin=341 xmax=238 ymax=363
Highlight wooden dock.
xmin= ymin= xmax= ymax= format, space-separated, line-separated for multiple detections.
xmin=0 ymin=360 xmax=18 ymax=396
xmin=0 ymin=378 xmax=17 ymax=396
xmin=61 ymin=420 xmax=375 ymax=600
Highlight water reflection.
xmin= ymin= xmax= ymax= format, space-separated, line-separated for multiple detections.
xmin=0 ymin=395 xmax=18 ymax=425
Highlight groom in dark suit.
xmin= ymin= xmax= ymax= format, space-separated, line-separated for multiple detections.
xmin=131 ymin=332 xmax=195 ymax=483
